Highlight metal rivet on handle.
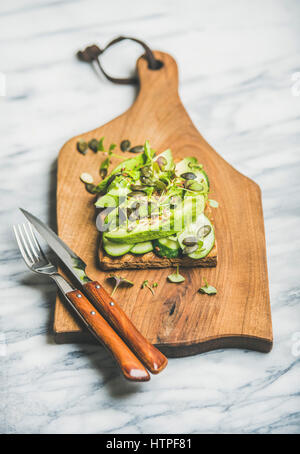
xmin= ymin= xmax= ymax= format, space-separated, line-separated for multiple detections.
xmin=90 ymin=311 xmax=96 ymax=315
xmin=77 ymin=294 xmax=82 ymax=298
xmin=109 ymin=302 xmax=114 ymax=306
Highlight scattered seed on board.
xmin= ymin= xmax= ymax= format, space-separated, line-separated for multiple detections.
xmin=80 ymin=172 xmax=94 ymax=184
xmin=120 ymin=140 xmax=131 ymax=152
xmin=88 ymin=138 xmax=99 ymax=153
xmin=77 ymin=139 xmax=88 ymax=155
xmin=85 ymin=183 xmax=97 ymax=194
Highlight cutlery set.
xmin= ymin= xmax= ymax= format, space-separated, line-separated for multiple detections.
xmin=14 ymin=209 xmax=168 ymax=382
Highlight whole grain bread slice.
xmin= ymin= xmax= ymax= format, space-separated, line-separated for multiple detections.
xmin=98 ymin=240 xmax=217 ymax=270
xmin=98 ymin=205 xmax=217 ymax=271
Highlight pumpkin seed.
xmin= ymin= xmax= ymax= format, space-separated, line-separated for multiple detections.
xmin=120 ymin=140 xmax=131 ymax=152
xmin=88 ymin=138 xmax=98 ymax=153
xmin=197 ymin=225 xmax=211 ymax=239
xmin=156 ymin=156 xmax=168 ymax=170
xmin=185 ymin=181 xmax=204 ymax=192
xmin=80 ymin=172 xmax=94 ymax=184
xmin=181 ymin=172 xmax=196 ymax=180
xmin=77 ymin=139 xmax=88 ymax=155
xmin=154 ymin=180 xmax=167 ymax=193
xmin=182 ymin=236 xmax=198 ymax=247
xmin=140 ymin=166 xmax=153 ymax=177
xmin=85 ymin=183 xmax=97 ymax=194
xmin=128 ymin=191 xmax=147 ymax=197
xmin=130 ymin=185 xmax=147 ymax=192
xmin=182 ymin=244 xmax=198 ymax=254
xmin=129 ymin=145 xmax=144 ymax=153
xmin=141 ymin=176 xmax=153 ymax=185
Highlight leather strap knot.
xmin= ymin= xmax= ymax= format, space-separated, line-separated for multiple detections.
xmin=76 ymin=36 xmax=161 ymax=85
xmin=77 ymin=44 xmax=102 ymax=63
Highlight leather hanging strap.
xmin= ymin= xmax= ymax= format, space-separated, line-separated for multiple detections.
xmin=77 ymin=36 xmax=161 ymax=85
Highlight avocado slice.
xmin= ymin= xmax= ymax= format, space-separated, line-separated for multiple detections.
xmin=94 ymin=142 xmax=156 ymax=194
xmin=105 ymin=197 xmax=203 ymax=243
xmin=95 ymin=176 xmax=131 ymax=208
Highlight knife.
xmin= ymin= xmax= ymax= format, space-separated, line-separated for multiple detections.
xmin=20 ymin=208 xmax=168 ymax=374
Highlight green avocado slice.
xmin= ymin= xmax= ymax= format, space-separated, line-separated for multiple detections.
xmin=105 ymin=196 xmax=204 ymax=244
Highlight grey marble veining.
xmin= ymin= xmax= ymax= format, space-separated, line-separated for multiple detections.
xmin=1 ymin=0 xmax=300 ymax=434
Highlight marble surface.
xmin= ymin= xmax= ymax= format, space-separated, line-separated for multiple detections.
xmin=1 ymin=0 xmax=300 ymax=434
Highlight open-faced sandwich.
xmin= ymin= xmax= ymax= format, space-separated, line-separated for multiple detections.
xmin=87 ymin=141 xmax=217 ymax=270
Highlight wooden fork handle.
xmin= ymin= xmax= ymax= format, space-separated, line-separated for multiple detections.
xmin=83 ymin=281 xmax=168 ymax=374
xmin=66 ymin=289 xmax=150 ymax=382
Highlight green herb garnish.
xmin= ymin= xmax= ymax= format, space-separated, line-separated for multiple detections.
xmin=108 ymin=143 xmax=117 ymax=153
xmin=107 ymin=274 xmax=134 ymax=296
xmin=97 ymin=137 xmax=105 ymax=152
xmin=167 ymin=265 xmax=185 ymax=283
xmin=142 ymin=280 xmax=155 ymax=295
xmin=100 ymin=158 xmax=110 ymax=179
xmin=209 ymin=199 xmax=219 ymax=208
xmin=198 ymin=278 xmax=217 ymax=295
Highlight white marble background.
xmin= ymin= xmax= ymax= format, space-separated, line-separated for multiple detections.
xmin=1 ymin=0 xmax=300 ymax=434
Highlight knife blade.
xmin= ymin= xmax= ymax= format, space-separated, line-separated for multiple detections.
xmin=20 ymin=208 xmax=91 ymax=285
xmin=20 ymin=208 xmax=168 ymax=375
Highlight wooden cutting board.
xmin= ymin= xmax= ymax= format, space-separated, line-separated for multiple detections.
xmin=54 ymin=51 xmax=272 ymax=356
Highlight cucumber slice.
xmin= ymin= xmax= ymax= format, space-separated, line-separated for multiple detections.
xmin=102 ymin=236 xmax=132 ymax=257
xmin=188 ymin=215 xmax=215 ymax=259
xmin=153 ymin=237 xmax=180 ymax=258
xmin=131 ymin=241 xmax=153 ymax=255
xmin=177 ymin=213 xmax=215 ymax=259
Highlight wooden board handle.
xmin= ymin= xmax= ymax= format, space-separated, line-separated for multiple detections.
xmin=66 ymin=289 xmax=150 ymax=382
xmin=83 ymin=281 xmax=168 ymax=374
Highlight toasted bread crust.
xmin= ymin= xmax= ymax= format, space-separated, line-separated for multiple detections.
xmin=98 ymin=241 xmax=217 ymax=270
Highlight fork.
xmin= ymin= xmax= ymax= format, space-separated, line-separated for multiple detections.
xmin=13 ymin=222 xmax=150 ymax=382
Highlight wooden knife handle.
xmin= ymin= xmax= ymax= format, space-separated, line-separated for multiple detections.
xmin=66 ymin=289 xmax=150 ymax=382
xmin=83 ymin=281 xmax=168 ymax=374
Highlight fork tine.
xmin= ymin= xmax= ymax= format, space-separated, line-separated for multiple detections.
xmin=19 ymin=223 xmax=36 ymax=263
xmin=23 ymin=222 xmax=40 ymax=260
xmin=27 ymin=222 xmax=47 ymax=261
xmin=13 ymin=225 xmax=34 ymax=268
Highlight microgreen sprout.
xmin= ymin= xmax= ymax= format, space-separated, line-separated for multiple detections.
xmin=198 ymin=278 xmax=217 ymax=295
xmin=167 ymin=265 xmax=185 ymax=283
xmin=107 ymin=274 xmax=134 ymax=296
xmin=142 ymin=280 xmax=156 ymax=296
